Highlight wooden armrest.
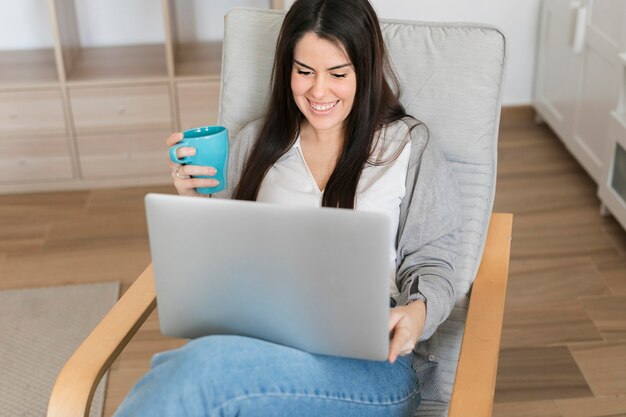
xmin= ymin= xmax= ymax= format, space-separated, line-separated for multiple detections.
xmin=448 ymin=213 xmax=513 ymax=417
xmin=47 ymin=264 xmax=157 ymax=417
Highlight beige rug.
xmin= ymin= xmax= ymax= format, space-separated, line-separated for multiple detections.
xmin=0 ymin=282 xmax=120 ymax=417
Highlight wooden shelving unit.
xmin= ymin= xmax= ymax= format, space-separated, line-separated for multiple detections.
xmin=0 ymin=49 xmax=59 ymax=88
xmin=66 ymin=45 xmax=169 ymax=83
xmin=174 ymin=42 xmax=223 ymax=79
xmin=0 ymin=0 xmax=283 ymax=194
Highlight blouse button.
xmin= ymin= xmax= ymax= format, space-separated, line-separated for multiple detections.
xmin=428 ymin=354 xmax=436 ymax=362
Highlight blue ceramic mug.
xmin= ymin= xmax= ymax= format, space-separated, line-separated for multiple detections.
xmin=169 ymin=126 xmax=228 ymax=194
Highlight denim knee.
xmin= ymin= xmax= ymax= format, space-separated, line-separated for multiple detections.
xmin=115 ymin=335 xmax=420 ymax=417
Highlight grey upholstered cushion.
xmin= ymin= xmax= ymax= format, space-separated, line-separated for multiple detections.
xmin=219 ymin=7 xmax=506 ymax=416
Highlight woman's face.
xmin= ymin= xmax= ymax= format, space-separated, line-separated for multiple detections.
xmin=291 ymin=32 xmax=357 ymax=135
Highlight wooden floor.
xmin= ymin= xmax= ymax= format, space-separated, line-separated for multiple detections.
xmin=0 ymin=116 xmax=625 ymax=416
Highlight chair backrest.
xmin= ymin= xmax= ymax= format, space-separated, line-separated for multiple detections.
xmin=219 ymin=7 xmax=506 ymax=409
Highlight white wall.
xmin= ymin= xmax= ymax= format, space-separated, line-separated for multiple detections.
xmin=0 ymin=0 xmax=270 ymax=49
xmin=0 ymin=1 xmax=55 ymax=49
xmin=1 ymin=0 xmax=540 ymax=105
xmin=369 ymin=0 xmax=542 ymax=105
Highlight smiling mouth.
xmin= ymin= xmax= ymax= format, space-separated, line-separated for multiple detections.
xmin=308 ymin=100 xmax=339 ymax=112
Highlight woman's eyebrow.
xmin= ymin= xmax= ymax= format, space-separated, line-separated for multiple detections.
xmin=293 ymin=60 xmax=352 ymax=71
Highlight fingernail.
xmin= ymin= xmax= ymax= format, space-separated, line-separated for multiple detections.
xmin=213 ymin=180 xmax=220 ymax=186
xmin=208 ymin=168 xmax=217 ymax=175
xmin=177 ymin=133 xmax=183 ymax=139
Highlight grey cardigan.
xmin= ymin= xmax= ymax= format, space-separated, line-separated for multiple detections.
xmin=214 ymin=118 xmax=461 ymax=343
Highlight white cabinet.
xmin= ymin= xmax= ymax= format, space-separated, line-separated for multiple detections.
xmin=534 ymin=0 xmax=586 ymax=141
xmin=571 ymin=0 xmax=626 ymax=182
xmin=535 ymin=0 xmax=626 ymax=230
xmin=598 ymin=54 xmax=626 ymax=229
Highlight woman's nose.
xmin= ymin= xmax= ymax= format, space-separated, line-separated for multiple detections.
xmin=310 ymin=75 xmax=328 ymax=98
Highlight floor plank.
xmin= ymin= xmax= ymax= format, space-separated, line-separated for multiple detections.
xmin=500 ymin=302 xmax=603 ymax=348
xmin=581 ymin=296 xmax=626 ymax=342
xmin=0 ymin=220 xmax=49 ymax=253
xmin=601 ymin=216 xmax=626 ymax=255
xmin=84 ymin=185 xmax=176 ymax=216
xmin=495 ymin=347 xmax=593 ymax=403
xmin=505 ymin=258 xmax=611 ymax=308
xmin=0 ymin=190 xmax=90 ymax=221
xmin=493 ymin=399 xmax=562 ymax=417
xmin=592 ymin=255 xmax=626 ymax=295
xmin=0 ymin=241 xmax=151 ymax=290
xmin=555 ymin=395 xmax=626 ymax=417
xmin=43 ymin=213 xmax=149 ymax=250
xmin=569 ymin=343 xmax=626 ymax=396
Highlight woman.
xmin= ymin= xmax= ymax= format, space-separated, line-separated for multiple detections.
xmin=116 ymin=0 xmax=460 ymax=415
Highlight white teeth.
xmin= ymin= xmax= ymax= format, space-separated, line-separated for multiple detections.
xmin=310 ymin=101 xmax=337 ymax=111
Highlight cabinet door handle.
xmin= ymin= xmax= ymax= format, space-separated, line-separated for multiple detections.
xmin=572 ymin=5 xmax=587 ymax=54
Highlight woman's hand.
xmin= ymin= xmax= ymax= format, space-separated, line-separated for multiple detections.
xmin=388 ymin=300 xmax=426 ymax=363
xmin=167 ymin=132 xmax=219 ymax=197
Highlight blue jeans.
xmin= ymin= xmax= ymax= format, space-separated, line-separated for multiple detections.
xmin=114 ymin=335 xmax=421 ymax=417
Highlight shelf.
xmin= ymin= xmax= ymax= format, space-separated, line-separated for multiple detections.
xmin=167 ymin=1 xmax=260 ymax=79
xmin=0 ymin=49 xmax=59 ymax=88
xmin=0 ymin=0 xmax=59 ymax=88
xmin=174 ymin=41 xmax=222 ymax=79
xmin=54 ymin=0 xmax=168 ymax=83
xmin=66 ymin=44 xmax=168 ymax=83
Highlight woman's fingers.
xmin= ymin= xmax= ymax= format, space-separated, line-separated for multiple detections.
xmin=188 ymin=177 xmax=220 ymax=189
xmin=389 ymin=329 xmax=415 ymax=363
xmin=174 ymin=165 xmax=217 ymax=177
xmin=387 ymin=302 xmax=427 ymax=363
xmin=388 ymin=317 xmax=413 ymax=363
xmin=388 ymin=308 xmax=404 ymax=332
xmin=166 ymin=132 xmax=183 ymax=147
xmin=171 ymin=164 xmax=220 ymax=196
xmin=173 ymin=177 xmax=218 ymax=196
xmin=175 ymin=146 xmax=196 ymax=160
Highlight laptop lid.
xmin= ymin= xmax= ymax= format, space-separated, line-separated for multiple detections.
xmin=145 ymin=193 xmax=391 ymax=361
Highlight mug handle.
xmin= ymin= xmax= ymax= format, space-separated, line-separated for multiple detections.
xmin=169 ymin=144 xmax=193 ymax=164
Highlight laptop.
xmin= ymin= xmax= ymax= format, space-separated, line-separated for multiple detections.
xmin=145 ymin=193 xmax=391 ymax=361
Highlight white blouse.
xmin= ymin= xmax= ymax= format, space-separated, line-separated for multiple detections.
xmin=257 ymin=128 xmax=412 ymax=297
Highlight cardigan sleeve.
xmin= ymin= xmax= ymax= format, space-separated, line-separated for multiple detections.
xmin=394 ymin=121 xmax=462 ymax=342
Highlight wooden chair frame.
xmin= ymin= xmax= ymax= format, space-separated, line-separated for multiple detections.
xmin=47 ymin=213 xmax=512 ymax=417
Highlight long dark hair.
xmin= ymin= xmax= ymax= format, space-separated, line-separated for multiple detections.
xmin=234 ymin=0 xmax=412 ymax=208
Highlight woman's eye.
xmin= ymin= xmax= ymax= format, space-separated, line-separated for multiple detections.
xmin=297 ymin=70 xmax=312 ymax=76
xmin=331 ymin=73 xmax=347 ymax=79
